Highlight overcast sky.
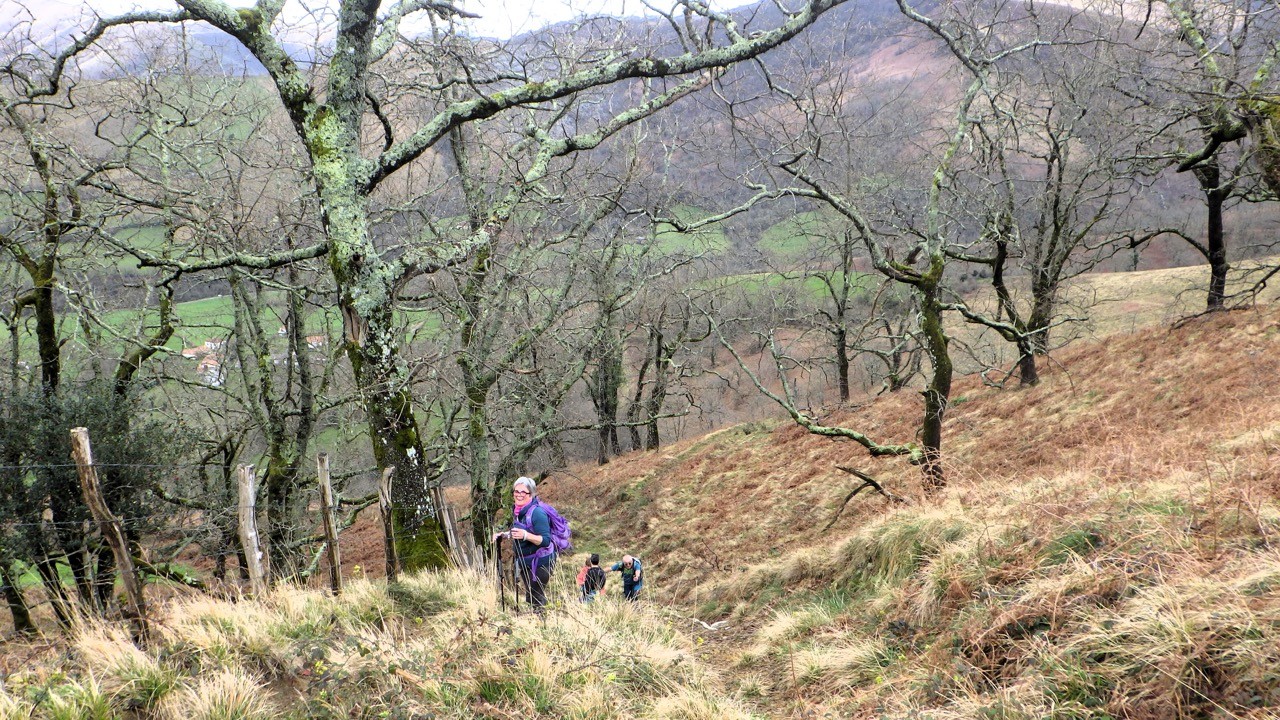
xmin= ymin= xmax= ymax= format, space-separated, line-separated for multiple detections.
xmin=26 ymin=0 xmax=660 ymax=40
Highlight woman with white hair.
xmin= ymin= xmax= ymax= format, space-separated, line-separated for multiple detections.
xmin=493 ymin=476 xmax=556 ymax=611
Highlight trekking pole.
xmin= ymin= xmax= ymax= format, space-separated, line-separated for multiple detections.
xmin=495 ymin=537 xmax=506 ymax=613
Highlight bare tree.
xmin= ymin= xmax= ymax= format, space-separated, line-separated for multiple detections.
xmin=917 ymin=14 xmax=1182 ymax=386
xmin=0 ymin=20 xmax=202 ymax=622
xmin=709 ymin=1 xmax=1065 ymax=491
xmin=1137 ymin=0 xmax=1280 ymax=310
xmin=25 ymin=0 xmax=867 ymax=569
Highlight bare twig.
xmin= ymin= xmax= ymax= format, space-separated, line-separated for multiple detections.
xmin=824 ymin=466 xmax=910 ymax=530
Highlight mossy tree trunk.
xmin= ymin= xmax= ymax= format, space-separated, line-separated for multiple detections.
xmin=1192 ymin=159 xmax=1231 ymax=311
xmin=1164 ymin=1 xmax=1268 ymax=313
xmin=915 ymin=259 xmax=951 ymax=492
xmin=3 ymin=98 xmax=88 ymax=612
xmin=346 ymin=298 xmax=449 ymax=570
xmin=1257 ymin=111 xmax=1280 ymax=196
xmin=267 ymin=0 xmax=455 ymax=570
xmin=1 ymin=105 xmax=64 ymax=392
xmin=0 ymin=561 xmax=34 ymax=636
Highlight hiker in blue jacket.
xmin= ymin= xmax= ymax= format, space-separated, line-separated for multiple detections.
xmin=492 ymin=476 xmax=557 ymax=611
xmin=609 ymin=555 xmax=643 ymax=601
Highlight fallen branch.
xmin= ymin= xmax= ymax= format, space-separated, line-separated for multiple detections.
xmin=824 ymin=466 xmax=910 ymax=531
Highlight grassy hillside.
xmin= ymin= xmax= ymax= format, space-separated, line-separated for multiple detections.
xmin=2 ymin=299 xmax=1278 ymax=718
xmin=755 ymin=211 xmax=841 ymax=259
xmin=0 ymin=571 xmax=753 ymax=720
xmin=547 ymin=303 xmax=1280 ymax=718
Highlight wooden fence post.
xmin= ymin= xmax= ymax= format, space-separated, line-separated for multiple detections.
xmin=442 ymin=503 xmax=479 ymax=569
xmin=237 ymin=464 xmax=269 ymax=596
xmin=439 ymin=495 xmax=459 ymax=555
xmin=379 ymin=466 xmax=399 ymax=583
xmin=459 ymin=505 xmax=483 ymax=569
xmin=316 ymin=453 xmax=342 ymax=595
xmin=70 ymin=427 xmax=148 ymax=642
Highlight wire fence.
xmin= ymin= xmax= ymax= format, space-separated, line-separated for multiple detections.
xmin=0 ymin=445 xmax=483 ymax=620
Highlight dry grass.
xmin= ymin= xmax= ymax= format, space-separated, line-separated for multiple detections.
xmin=552 ymin=305 xmax=1280 ymax=616
xmin=0 ymin=691 xmax=25 ymax=720
xmin=0 ymin=568 xmax=755 ymax=719
xmin=680 ymin=462 xmax=1280 ymax=717
xmin=547 ymin=303 xmax=1280 ymax=718
xmin=646 ymin=688 xmax=758 ymax=720
xmin=2 ymin=299 xmax=1278 ymax=718
xmin=792 ymin=637 xmax=896 ymax=689
xmin=159 ymin=668 xmax=277 ymax=720
xmin=74 ymin=623 xmax=179 ymax=711
xmin=955 ymin=258 xmax=1280 ymax=367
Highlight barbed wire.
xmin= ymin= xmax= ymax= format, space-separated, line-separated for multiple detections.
xmin=0 ymin=502 xmax=447 ymax=530
xmin=0 ymin=463 xmax=207 ymax=470
xmin=1 ymin=458 xmax=468 ymax=540
xmin=0 ymin=462 xmax=392 ymax=471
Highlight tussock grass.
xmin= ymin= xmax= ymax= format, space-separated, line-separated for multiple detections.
xmin=1067 ymin=579 xmax=1280 ymax=718
xmin=647 ymin=688 xmax=758 ymax=720
xmin=737 ymin=600 xmax=848 ymax=667
xmin=698 ymin=464 xmax=1280 ymax=718
xmin=1235 ymin=550 xmax=1280 ymax=596
xmin=562 ymin=685 xmax=613 ymax=720
xmin=159 ymin=668 xmax=276 ymax=720
xmin=8 ymin=674 xmax=114 ymax=720
xmin=74 ymin=623 xmax=179 ymax=710
xmin=0 ymin=691 xmax=27 ymax=720
xmin=793 ymin=636 xmax=897 ymax=689
xmin=714 ymin=506 xmax=974 ymax=613
xmin=2 ymin=567 xmax=753 ymax=720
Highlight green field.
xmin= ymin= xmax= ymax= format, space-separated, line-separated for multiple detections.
xmin=650 ymin=204 xmax=731 ymax=256
xmin=756 ymin=210 xmax=846 ymax=258
xmin=162 ymin=296 xmax=445 ymax=351
xmin=108 ymin=225 xmax=171 ymax=271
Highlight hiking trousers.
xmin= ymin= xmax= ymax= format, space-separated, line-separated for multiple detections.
xmin=517 ymin=555 xmax=556 ymax=611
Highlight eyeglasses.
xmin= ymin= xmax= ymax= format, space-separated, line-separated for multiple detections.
xmin=512 ymin=489 xmax=531 ymax=496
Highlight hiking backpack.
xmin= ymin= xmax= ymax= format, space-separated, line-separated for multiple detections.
xmin=515 ymin=498 xmax=573 ymax=554
xmin=584 ymin=566 xmax=606 ymax=594
xmin=540 ymin=500 xmax=573 ymax=553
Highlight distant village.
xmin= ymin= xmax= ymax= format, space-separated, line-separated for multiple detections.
xmin=179 ymin=327 xmax=328 ymax=386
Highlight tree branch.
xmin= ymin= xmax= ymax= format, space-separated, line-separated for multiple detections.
xmin=710 ymin=315 xmax=922 ymax=462
xmin=823 ymin=466 xmax=909 ymax=530
xmin=364 ymin=0 xmax=851 ymax=191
